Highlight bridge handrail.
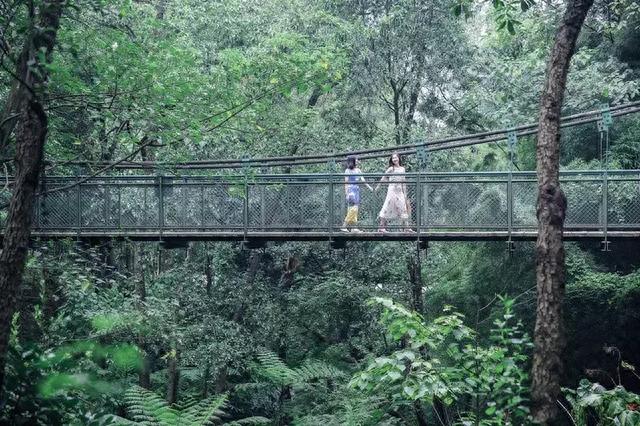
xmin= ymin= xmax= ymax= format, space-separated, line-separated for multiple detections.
xmin=0 ymin=170 xmax=638 ymax=247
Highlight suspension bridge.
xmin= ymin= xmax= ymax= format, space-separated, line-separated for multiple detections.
xmin=0 ymin=170 xmax=637 ymax=247
xmin=1 ymin=103 xmax=639 ymax=248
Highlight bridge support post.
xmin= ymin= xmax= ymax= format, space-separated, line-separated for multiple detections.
xmin=330 ymin=238 xmax=345 ymax=250
xmin=243 ymin=159 xmax=250 ymax=241
xmin=75 ymin=169 xmax=81 ymax=237
xmin=507 ymin=130 xmax=516 ymax=255
xmin=242 ymin=239 xmax=265 ymax=251
xmin=601 ymin=170 xmax=611 ymax=251
xmin=158 ymin=174 xmax=164 ymax=239
xmin=599 ymin=106 xmax=612 ymax=252
xmin=409 ymin=240 xmax=426 ymax=314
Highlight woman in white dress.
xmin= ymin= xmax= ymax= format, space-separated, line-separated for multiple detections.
xmin=375 ymin=153 xmax=413 ymax=232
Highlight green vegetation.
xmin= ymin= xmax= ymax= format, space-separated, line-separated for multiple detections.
xmin=1 ymin=0 xmax=640 ymax=424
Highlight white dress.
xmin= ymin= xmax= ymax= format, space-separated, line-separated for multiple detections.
xmin=378 ymin=166 xmax=409 ymax=220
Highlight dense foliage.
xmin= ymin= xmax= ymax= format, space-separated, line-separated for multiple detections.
xmin=1 ymin=0 xmax=640 ymax=424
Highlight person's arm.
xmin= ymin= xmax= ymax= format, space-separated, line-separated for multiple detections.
xmin=344 ymin=169 xmax=349 ymax=195
xmin=401 ymin=167 xmax=409 ymax=195
xmin=358 ymin=169 xmax=374 ymax=191
xmin=374 ymin=167 xmax=391 ymax=191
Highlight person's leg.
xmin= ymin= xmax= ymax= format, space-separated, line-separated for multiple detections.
xmin=379 ymin=217 xmax=387 ymax=232
xmin=341 ymin=209 xmax=351 ymax=231
xmin=351 ymin=206 xmax=362 ymax=232
xmin=343 ymin=206 xmax=357 ymax=231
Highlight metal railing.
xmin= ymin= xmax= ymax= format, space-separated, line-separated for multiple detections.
xmin=1 ymin=170 xmax=639 ymax=236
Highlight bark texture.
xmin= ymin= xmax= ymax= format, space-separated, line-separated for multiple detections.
xmin=407 ymin=251 xmax=423 ymax=314
xmin=0 ymin=1 xmax=65 ymax=392
xmin=532 ymin=1 xmax=594 ymax=423
xmin=165 ymin=347 xmax=180 ymax=404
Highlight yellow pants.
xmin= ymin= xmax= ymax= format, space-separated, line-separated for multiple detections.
xmin=344 ymin=206 xmax=359 ymax=225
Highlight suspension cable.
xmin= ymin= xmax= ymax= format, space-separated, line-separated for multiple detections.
xmin=58 ymin=101 xmax=640 ymax=170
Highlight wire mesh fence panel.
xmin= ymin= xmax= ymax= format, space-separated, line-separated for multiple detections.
xmin=120 ymin=185 xmax=159 ymax=228
xmin=288 ymin=184 xmax=322 ymax=229
xmin=249 ymin=182 xmax=329 ymax=230
xmin=40 ymin=186 xmax=78 ymax=228
xmin=81 ymin=184 xmax=117 ymax=228
xmin=330 ymin=181 xmax=344 ymax=230
xmin=512 ymin=180 xmax=537 ymax=228
xmin=563 ymin=179 xmax=602 ymax=227
xmin=14 ymin=171 xmax=640 ymax=235
xmin=425 ymin=182 xmax=467 ymax=227
xmin=607 ymin=177 xmax=640 ymax=227
xmin=163 ymin=184 xmax=203 ymax=228
xmin=248 ymin=182 xmax=291 ymax=229
xmin=424 ymin=181 xmax=507 ymax=228
xmin=247 ymin=183 xmax=272 ymax=230
xmin=202 ymin=184 xmax=244 ymax=229
xmin=467 ymin=182 xmax=507 ymax=226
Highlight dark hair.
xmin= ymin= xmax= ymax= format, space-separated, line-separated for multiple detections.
xmin=388 ymin=152 xmax=401 ymax=167
xmin=346 ymin=156 xmax=357 ymax=169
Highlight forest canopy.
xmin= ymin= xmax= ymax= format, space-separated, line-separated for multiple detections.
xmin=0 ymin=0 xmax=640 ymax=425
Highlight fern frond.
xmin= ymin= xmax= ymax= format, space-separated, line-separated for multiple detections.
xmin=175 ymin=394 xmax=199 ymax=411
xmin=253 ymin=351 xmax=345 ymax=387
xmin=223 ymin=416 xmax=271 ymax=425
xmin=180 ymin=394 xmax=227 ymax=426
xmin=291 ymin=360 xmax=345 ymax=383
xmin=96 ymin=414 xmax=139 ymax=425
xmin=125 ymin=385 xmax=177 ymax=425
xmin=253 ymin=351 xmax=295 ymax=386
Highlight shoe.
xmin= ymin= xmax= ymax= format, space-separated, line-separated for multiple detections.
xmin=340 ymin=228 xmax=349 ymax=232
xmin=378 ymin=228 xmax=387 ymax=233
xmin=404 ymin=229 xmax=416 ymax=233
xmin=351 ymin=228 xmax=363 ymax=233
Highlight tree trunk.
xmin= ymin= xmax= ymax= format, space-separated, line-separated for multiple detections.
xmin=166 ymin=346 xmax=180 ymax=404
xmin=17 ymin=279 xmax=42 ymax=344
xmin=214 ymin=367 xmax=227 ymax=394
xmin=202 ymin=250 xmax=213 ymax=396
xmin=0 ymin=1 xmax=65 ymax=391
xmin=136 ymin=246 xmax=151 ymax=389
xmin=401 ymin=61 xmax=424 ymax=144
xmin=42 ymin=244 xmax=63 ymax=331
xmin=392 ymin=82 xmax=402 ymax=145
xmin=201 ymin=363 xmax=210 ymax=398
xmin=232 ymin=251 xmax=261 ymax=323
xmin=532 ymin=1 xmax=594 ymax=423
xmin=407 ymin=252 xmax=423 ymax=314
xmin=413 ymin=400 xmax=428 ymax=426
xmin=204 ymin=252 xmax=213 ymax=296
xmin=0 ymin=100 xmax=48 ymax=390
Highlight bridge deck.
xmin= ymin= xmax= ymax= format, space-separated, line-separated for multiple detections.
xmin=24 ymin=229 xmax=640 ymax=242
xmin=1 ymin=170 xmax=639 ymax=242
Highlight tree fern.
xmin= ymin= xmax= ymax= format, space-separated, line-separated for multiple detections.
xmin=291 ymin=360 xmax=345 ymax=383
xmin=252 ymin=351 xmax=344 ymax=387
xmin=106 ymin=386 xmax=269 ymax=426
xmin=124 ymin=385 xmax=178 ymax=425
xmin=179 ymin=394 xmax=226 ymax=425
xmin=223 ymin=417 xmax=271 ymax=425
xmin=252 ymin=352 xmax=292 ymax=386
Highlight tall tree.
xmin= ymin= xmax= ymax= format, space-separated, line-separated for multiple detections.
xmin=0 ymin=0 xmax=65 ymax=392
xmin=532 ymin=0 xmax=594 ymax=423
xmin=336 ymin=0 xmax=468 ymax=145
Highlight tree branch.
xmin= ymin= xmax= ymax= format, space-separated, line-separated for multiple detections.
xmin=35 ymin=137 xmax=161 ymax=198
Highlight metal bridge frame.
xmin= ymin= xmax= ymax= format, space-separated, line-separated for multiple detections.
xmin=3 ymin=169 xmax=640 ymax=246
